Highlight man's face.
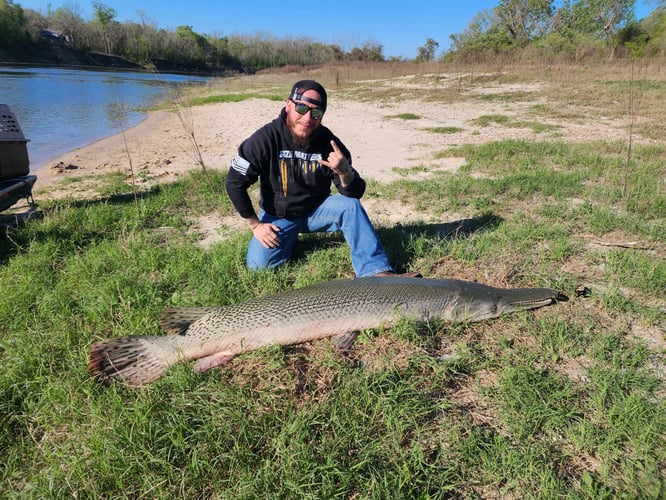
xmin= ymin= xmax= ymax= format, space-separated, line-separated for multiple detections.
xmin=285 ymin=89 xmax=323 ymax=143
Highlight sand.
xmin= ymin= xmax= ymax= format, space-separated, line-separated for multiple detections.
xmin=34 ymin=77 xmax=640 ymax=233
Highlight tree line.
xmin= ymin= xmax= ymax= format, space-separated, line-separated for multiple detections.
xmin=1 ymin=0 xmax=665 ymax=73
xmin=444 ymin=0 xmax=666 ymax=62
xmin=0 ymin=0 xmax=384 ymax=72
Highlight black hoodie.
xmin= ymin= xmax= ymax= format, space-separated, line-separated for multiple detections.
xmin=226 ymin=108 xmax=366 ymax=219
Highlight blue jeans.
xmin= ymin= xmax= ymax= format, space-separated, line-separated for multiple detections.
xmin=246 ymin=195 xmax=394 ymax=277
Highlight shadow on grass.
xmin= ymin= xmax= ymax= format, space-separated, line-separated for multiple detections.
xmin=0 ymin=190 xmax=162 ymax=264
xmin=292 ymin=213 xmax=503 ymax=273
xmin=385 ymin=212 xmax=503 ymax=242
xmin=1 ymin=179 xmax=502 ymax=276
xmin=1 ymin=168 xmax=226 ymax=262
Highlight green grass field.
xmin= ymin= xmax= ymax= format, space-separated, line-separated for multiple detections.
xmin=1 ymin=65 xmax=664 ymax=498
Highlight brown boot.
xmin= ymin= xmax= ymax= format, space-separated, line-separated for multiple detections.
xmin=372 ymin=271 xmax=422 ymax=278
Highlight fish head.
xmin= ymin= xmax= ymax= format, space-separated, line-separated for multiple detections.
xmin=448 ymin=286 xmax=563 ymax=322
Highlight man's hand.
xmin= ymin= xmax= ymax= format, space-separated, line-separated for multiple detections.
xmin=320 ymin=140 xmax=354 ymax=186
xmin=248 ymin=219 xmax=281 ymax=249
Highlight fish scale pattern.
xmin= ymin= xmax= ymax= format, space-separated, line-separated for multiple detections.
xmin=89 ymin=277 xmax=561 ymax=387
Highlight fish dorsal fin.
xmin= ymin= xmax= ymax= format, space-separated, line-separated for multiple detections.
xmin=160 ymin=307 xmax=219 ymax=335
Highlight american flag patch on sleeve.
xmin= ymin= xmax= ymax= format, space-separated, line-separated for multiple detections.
xmin=231 ymin=155 xmax=251 ymax=175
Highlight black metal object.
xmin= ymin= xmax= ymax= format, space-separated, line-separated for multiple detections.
xmin=0 ymin=104 xmax=37 ymax=212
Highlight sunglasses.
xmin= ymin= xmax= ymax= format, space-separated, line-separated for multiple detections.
xmin=290 ymin=99 xmax=324 ymax=120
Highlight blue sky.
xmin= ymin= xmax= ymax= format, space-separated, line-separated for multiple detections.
xmin=18 ymin=0 xmax=657 ymax=59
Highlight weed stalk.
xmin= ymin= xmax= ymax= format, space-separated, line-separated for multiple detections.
xmin=168 ymin=86 xmax=217 ymax=196
xmin=623 ymin=61 xmax=644 ymax=200
xmin=109 ymin=102 xmax=139 ymax=207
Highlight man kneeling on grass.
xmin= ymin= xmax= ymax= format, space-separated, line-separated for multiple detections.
xmin=226 ymin=79 xmax=420 ymax=278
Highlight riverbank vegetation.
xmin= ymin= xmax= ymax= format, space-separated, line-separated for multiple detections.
xmin=0 ymin=63 xmax=664 ymax=497
xmin=1 ymin=0 xmax=665 ymax=72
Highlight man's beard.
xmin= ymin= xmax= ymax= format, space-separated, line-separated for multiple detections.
xmin=291 ymin=132 xmax=310 ymax=147
xmin=285 ymin=114 xmax=316 ymax=147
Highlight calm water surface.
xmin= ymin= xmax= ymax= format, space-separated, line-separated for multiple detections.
xmin=0 ymin=66 xmax=210 ymax=170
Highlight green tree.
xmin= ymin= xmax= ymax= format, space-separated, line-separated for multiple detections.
xmin=616 ymin=20 xmax=648 ymax=54
xmin=416 ymin=37 xmax=439 ymax=61
xmin=640 ymin=3 xmax=666 ymax=55
xmin=176 ymin=25 xmax=207 ymax=61
xmin=0 ymin=0 xmax=31 ymax=52
xmin=555 ymin=0 xmax=636 ymax=45
xmin=450 ymin=10 xmax=494 ymax=50
xmin=92 ymin=1 xmax=116 ymax=53
xmin=449 ymin=9 xmax=512 ymax=54
xmin=584 ymin=0 xmax=635 ymax=45
xmin=349 ymin=41 xmax=384 ymax=61
xmin=496 ymin=0 xmax=554 ymax=45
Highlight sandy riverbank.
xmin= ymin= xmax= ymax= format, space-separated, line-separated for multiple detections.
xmin=34 ymin=76 xmax=640 ymax=207
xmin=34 ymin=95 xmax=464 ymax=194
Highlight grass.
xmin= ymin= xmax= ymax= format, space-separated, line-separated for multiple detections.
xmin=1 ymin=65 xmax=665 ymax=498
xmin=187 ymin=92 xmax=285 ymax=107
xmin=425 ymin=126 xmax=464 ymax=134
xmin=387 ymin=113 xmax=421 ymax=120
xmin=469 ymin=114 xmax=560 ymax=133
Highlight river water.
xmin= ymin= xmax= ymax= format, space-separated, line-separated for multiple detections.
xmin=0 ymin=65 xmax=210 ymax=170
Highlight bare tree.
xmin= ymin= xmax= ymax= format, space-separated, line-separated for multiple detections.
xmin=50 ymin=3 xmax=86 ymax=47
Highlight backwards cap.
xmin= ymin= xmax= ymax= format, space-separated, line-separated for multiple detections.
xmin=289 ymin=80 xmax=327 ymax=113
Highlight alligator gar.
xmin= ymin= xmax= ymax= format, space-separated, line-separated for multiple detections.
xmin=88 ymin=277 xmax=564 ymax=387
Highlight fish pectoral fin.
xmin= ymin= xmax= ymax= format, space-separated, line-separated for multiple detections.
xmin=160 ymin=307 xmax=219 ymax=335
xmin=193 ymin=351 xmax=236 ymax=373
xmin=332 ymin=331 xmax=360 ymax=351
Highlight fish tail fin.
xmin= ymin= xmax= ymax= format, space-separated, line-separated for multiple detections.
xmin=88 ymin=335 xmax=177 ymax=387
xmin=159 ymin=307 xmax=219 ymax=335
